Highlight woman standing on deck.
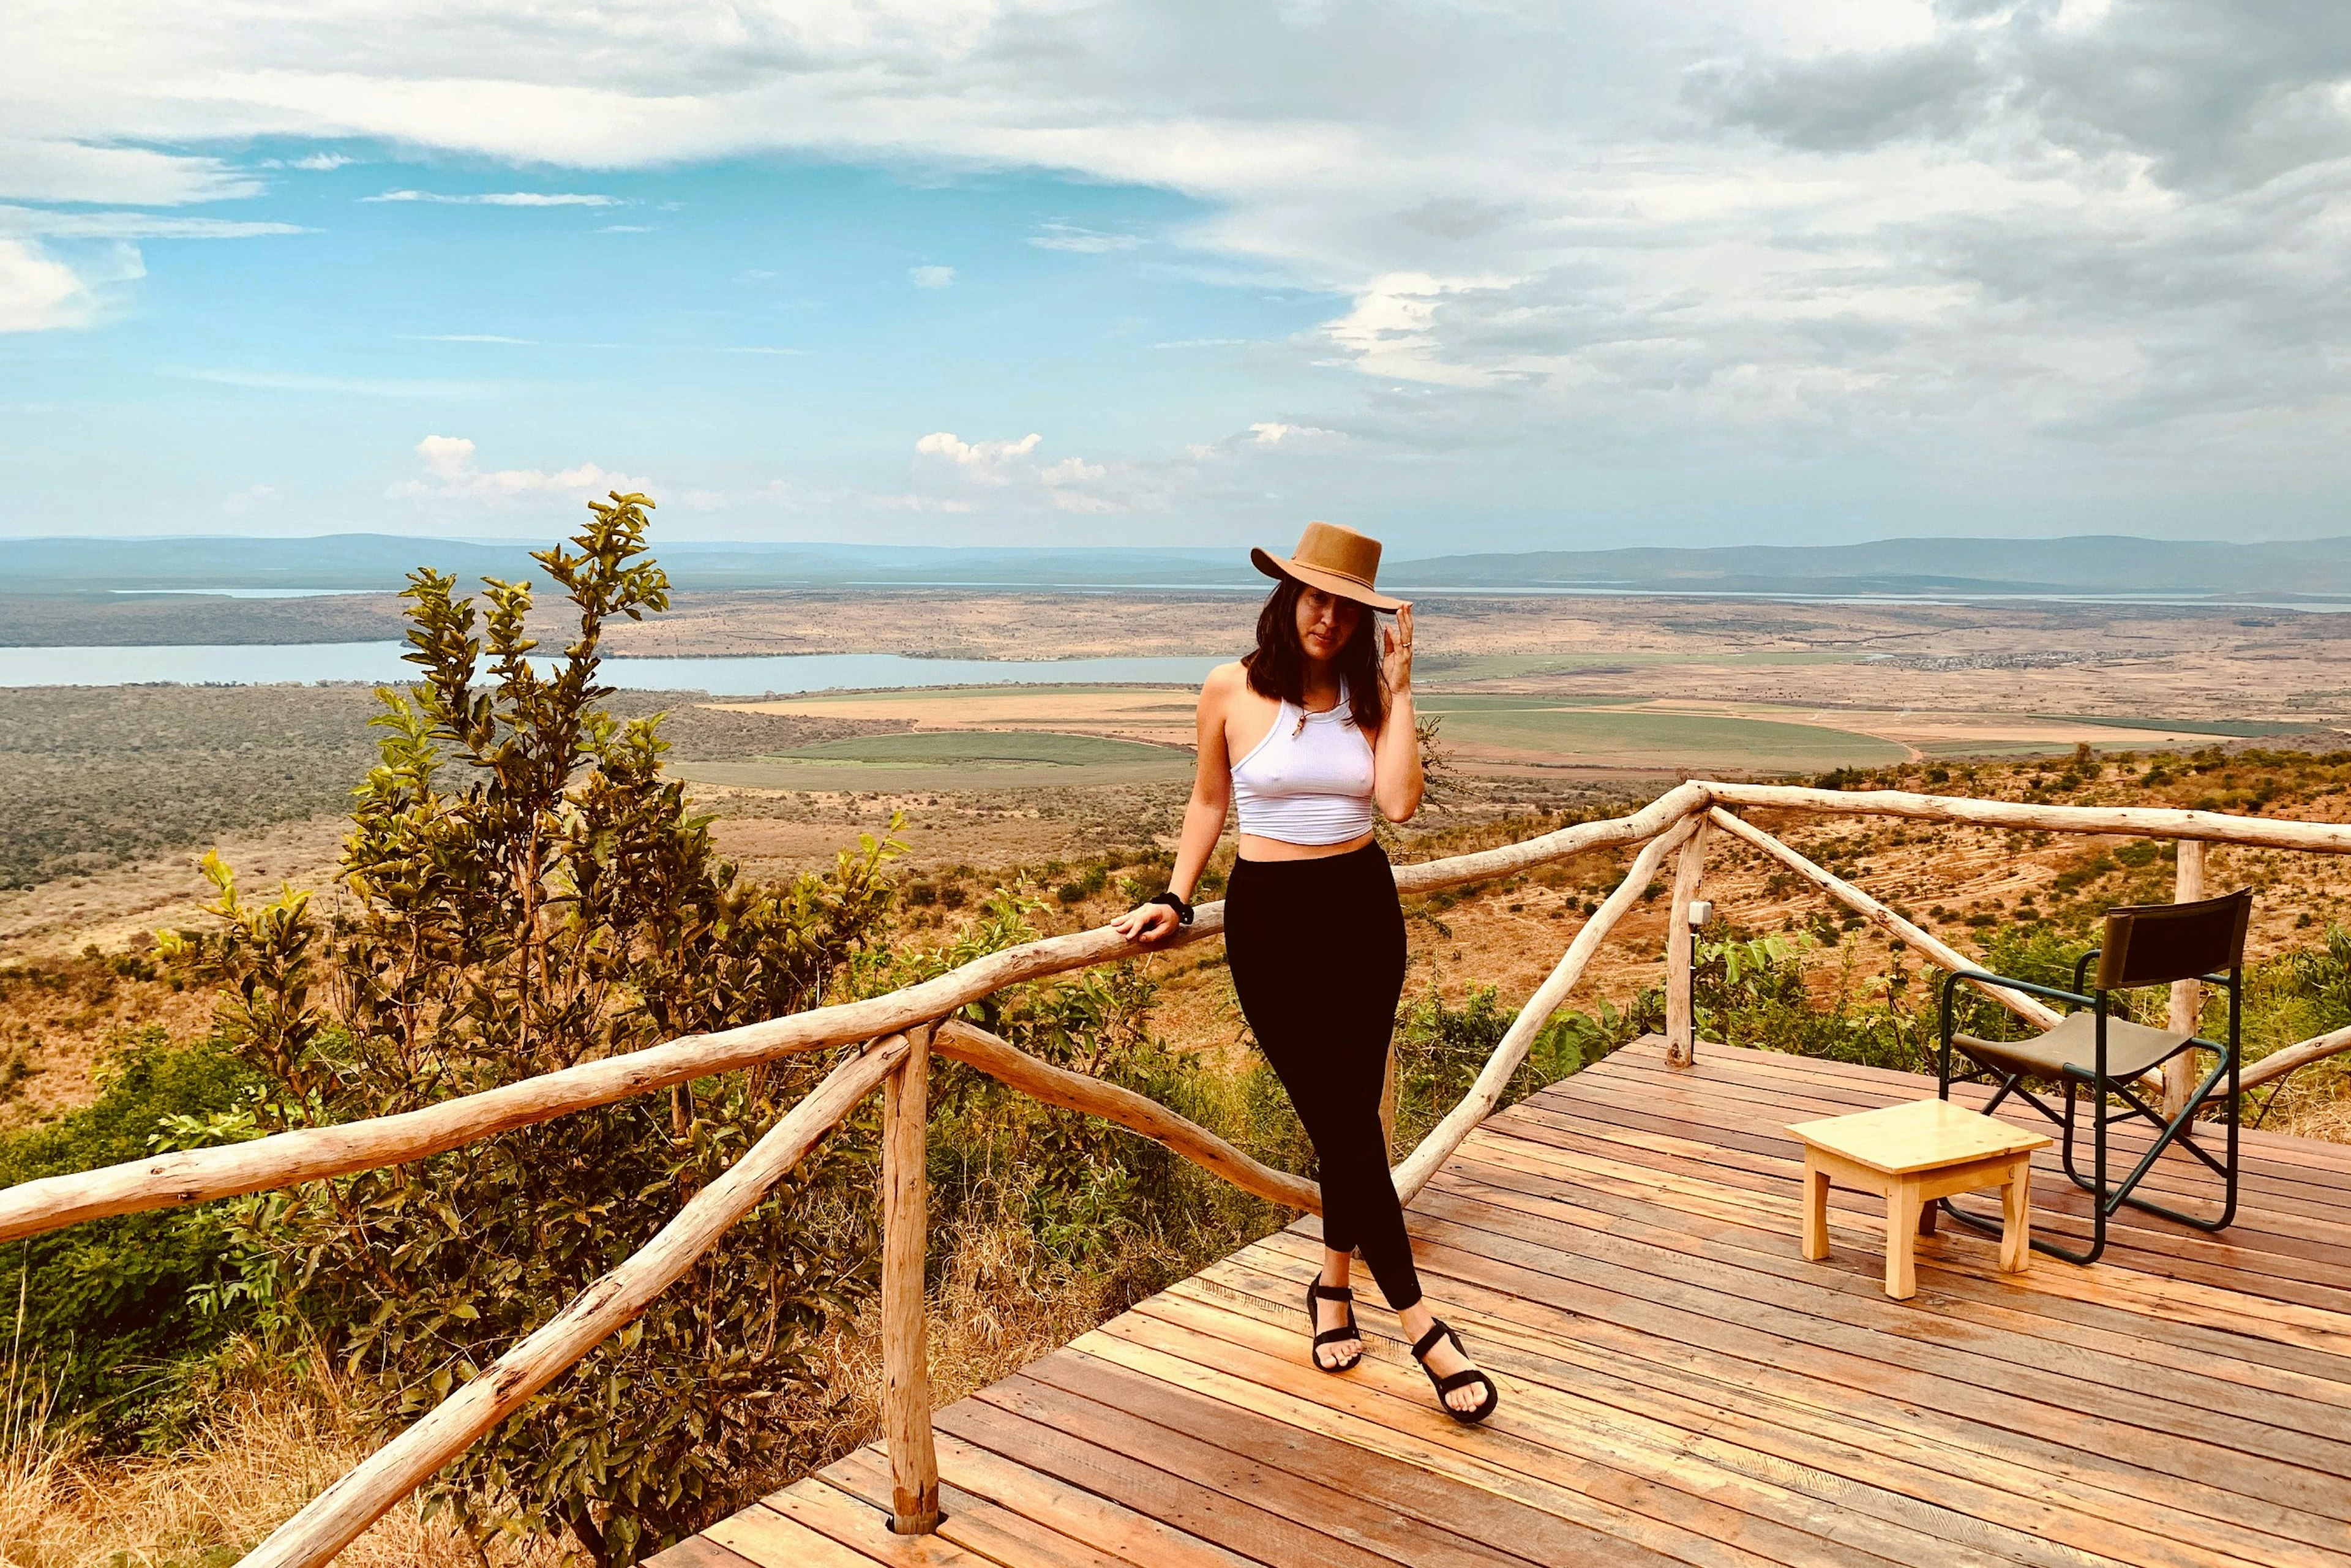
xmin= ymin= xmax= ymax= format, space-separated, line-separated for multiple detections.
xmin=1111 ymin=522 xmax=1500 ymax=1424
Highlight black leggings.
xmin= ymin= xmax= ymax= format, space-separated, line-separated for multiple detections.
xmin=1226 ymin=841 xmax=1420 ymax=1311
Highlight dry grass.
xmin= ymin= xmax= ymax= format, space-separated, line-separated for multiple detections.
xmin=17 ymin=1218 xmax=1160 ymax=1565
xmin=781 ymin=1212 xmax=1156 ymax=1485
xmin=0 ymin=1356 xmax=557 ymax=1568
xmin=2278 ymin=1082 xmax=2351 ymax=1145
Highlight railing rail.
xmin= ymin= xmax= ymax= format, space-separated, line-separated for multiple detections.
xmin=10 ymin=776 xmax=2351 ymax=1566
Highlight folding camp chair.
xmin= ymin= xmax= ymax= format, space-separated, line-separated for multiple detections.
xmin=1937 ymin=888 xmax=2249 ymax=1266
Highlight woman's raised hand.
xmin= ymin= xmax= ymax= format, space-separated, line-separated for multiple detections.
xmin=1110 ymin=901 xmax=1183 ymax=944
xmin=1381 ymin=602 xmax=1415 ymax=692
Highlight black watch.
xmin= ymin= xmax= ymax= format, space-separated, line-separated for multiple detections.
xmin=1147 ymin=891 xmax=1194 ymax=926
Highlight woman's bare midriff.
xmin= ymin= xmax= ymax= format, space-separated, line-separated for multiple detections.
xmin=1236 ymin=830 xmax=1376 ymax=862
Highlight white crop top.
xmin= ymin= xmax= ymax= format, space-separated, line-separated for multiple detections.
xmin=1230 ymin=679 xmax=1377 ymax=845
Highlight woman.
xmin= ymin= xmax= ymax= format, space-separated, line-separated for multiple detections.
xmin=1111 ymin=521 xmax=1499 ymax=1424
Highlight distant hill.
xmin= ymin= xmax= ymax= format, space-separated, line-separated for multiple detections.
xmin=6 ymin=533 xmax=2351 ymax=601
xmin=1397 ymin=536 xmax=2351 ymax=599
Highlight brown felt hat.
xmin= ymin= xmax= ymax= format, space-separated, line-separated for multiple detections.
xmin=1250 ymin=520 xmax=1404 ymax=612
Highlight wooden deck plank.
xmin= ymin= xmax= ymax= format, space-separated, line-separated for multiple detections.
xmin=1495 ymin=1098 xmax=2351 ymax=1307
xmin=1518 ymin=1082 xmax=2351 ymax=1269
xmin=686 ymin=1038 xmax=2351 ymax=1568
xmin=972 ymin=1370 xmax=1547 ymax=1568
xmin=938 ymin=1394 xmax=1428 ymax=1568
xmin=912 ymin=1430 xmax=1261 ymax=1568
xmin=1127 ymin=1277 xmax=2105 ymax=1568
xmin=644 ymin=1539 xmax=767 ymax=1568
xmin=1072 ymin=1318 xmax=1796 ymax=1568
xmin=1438 ymin=1139 xmax=2351 ymax=1405
xmin=1193 ymin=1248 xmax=2290 ymax=1568
xmin=1166 ymin=1258 xmax=2227 ymax=1568
xmin=706 ymin=1495 xmax=951 ymax=1567
xmin=1464 ymin=1120 xmax=2351 ymax=1360
xmin=1580 ymin=1058 xmax=2351 ymax=1239
xmin=1224 ymin=1236 xmax=2351 ymax=1558
xmin=1020 ymin=1346 xmax=1678 ymax=1568
xmin=825 ymin=1449 xmax=1139 ymax=1568
xmin=1403 ymin=1178 xmax=2351 ymax=1443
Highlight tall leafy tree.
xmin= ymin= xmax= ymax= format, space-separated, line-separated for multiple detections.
xmin=176 ymin=495 xmax=898 ymax=1562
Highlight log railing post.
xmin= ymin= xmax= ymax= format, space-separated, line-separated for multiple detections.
xmin=1665 ymin=816 xmax=1713 ymax=1068
xmin=880 ymin=1025 xmax=940 ymax=1534
xmin=2164 ymin=839 xmax=2207 ymax=1121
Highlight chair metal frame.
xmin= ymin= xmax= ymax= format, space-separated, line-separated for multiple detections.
xmin=1935 ymin=894 xmax=2246 ymax=1267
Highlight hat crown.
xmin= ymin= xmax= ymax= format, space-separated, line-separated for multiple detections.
xmin=1290 ymin=520 xmax=1381 ymax=588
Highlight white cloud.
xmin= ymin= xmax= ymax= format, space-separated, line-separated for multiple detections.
xmin=1038 ymin=456 xmax=1105 ymax=485
xmin=389 ymin=433 xmax=649 ymax=506
xmin=915 ymin=430 xmax=1042 ymax=484
xmin=907 ymin=431 xmax=1133 ymax=513
xmin=0 ymin=138 xmax=256 ymax=205
xmin=1248 ymin=421 xmax=1343 ymax=447
xmin=222 ymin=482 xmax=277 ymax=514
xmin=1029 ymin=223 xmax=1141 ymax=253
xmin=287 ymin=152 xmax=352 ymax=171
xmin=363 ymin=190 xmax=617 ymax=206
xmin=0 ymin=239 xmax=94 ymax=332
xmin=0 ymin=205 xmax=304 ymax=240
xmin=909 ymin=264 xmax=956 ymax=288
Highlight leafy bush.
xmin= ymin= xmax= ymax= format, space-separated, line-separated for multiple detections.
xmin=163 ymin=499 xmax=902 ymax=1564
xmin=0 ymin=1032 xmax=258 ymax=1439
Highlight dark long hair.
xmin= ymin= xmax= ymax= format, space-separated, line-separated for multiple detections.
xmin=1243 ymin=576 xmax=1388 ymax=732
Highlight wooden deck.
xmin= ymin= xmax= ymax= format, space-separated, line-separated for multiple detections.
xmin=657 ymin=1038 xmax=2351 ymax=1568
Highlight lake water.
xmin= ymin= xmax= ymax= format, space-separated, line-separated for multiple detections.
xmin=0 ymin=643 xmax=1222 ymax=695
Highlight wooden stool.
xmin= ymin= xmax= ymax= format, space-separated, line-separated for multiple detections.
xmin=1787 ymin=1098 xmax=2053 ymax=1299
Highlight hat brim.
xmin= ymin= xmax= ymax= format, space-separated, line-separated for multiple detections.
xmin=1250 ymin=547 xmax=1404 ymax=612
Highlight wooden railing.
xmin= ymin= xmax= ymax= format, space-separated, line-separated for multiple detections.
xmin=12 ymin=778 xmax=2351 ymax=1566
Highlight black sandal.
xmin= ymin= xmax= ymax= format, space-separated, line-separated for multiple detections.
xmin=1411 ymin=1318 xmax=1500 ymax=1425
xmin=1304 ymin=1279 xmax=1363 ymax=1373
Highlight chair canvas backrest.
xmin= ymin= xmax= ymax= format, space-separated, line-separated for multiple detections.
xmin=2096 ymin=887 xmax=2252 ymax=991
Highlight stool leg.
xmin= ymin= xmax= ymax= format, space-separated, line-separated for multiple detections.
xmin=1802 ymin=1163 xmax=1830 ymax=1261
xmin=1886 ymin=1179 xmax=1921 ymax=1299
xmin=2000 ymin=1159 xmax=2032 ymax=1275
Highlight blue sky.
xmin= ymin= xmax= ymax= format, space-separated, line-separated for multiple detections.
xmin=6 ymin=154 xmax=1353 ymax=544
xmin=6 ymin=2 xmax=2350 ymax=551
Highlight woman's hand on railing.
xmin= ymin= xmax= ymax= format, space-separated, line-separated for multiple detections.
xmin=1110 ymin=901 xmax=1184 ymax=945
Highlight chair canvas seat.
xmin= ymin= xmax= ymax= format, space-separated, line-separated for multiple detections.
xmin=1955 ymin=1011 xmax=2193 ymax=1081
xmin=1937 ymin=885 xmax=2248 ymax=1267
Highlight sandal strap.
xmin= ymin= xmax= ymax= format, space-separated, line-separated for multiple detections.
xmin=1308 ymin=1282 xmax=1355 ymax=1301
xmin=1433 ymin=1368 xmax=1491 ymax=1395
xmin=1313 ymin=1326 xmax=1362 ymax=1347
xmin=1411 ymin=1319 xmax=1455 ymax=1362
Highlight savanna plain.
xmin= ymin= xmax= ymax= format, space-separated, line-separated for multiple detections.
xmin=6 ymin=572 xmax=2351 ymax=1566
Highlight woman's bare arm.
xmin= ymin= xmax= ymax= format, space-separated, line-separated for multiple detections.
xmin=1111 ymin=664 xmax=1239 ymax=942
xmin=1372 ymin=603 xmax=1423 ymax=822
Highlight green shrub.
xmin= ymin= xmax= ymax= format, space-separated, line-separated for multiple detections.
xmin=0 ymin=1031 xmax=258 ymax=1440
xmin=163 ymin=500 xmax=901 ymax=1565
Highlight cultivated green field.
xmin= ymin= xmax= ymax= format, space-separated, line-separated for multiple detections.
xmin=670 ymin=728 xmax=1197 ymax=792
xmin=1425 ymin=704 xmax=1908 ymax=773
xmin=1417 ymin=650 xmax=1862 ymax=682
